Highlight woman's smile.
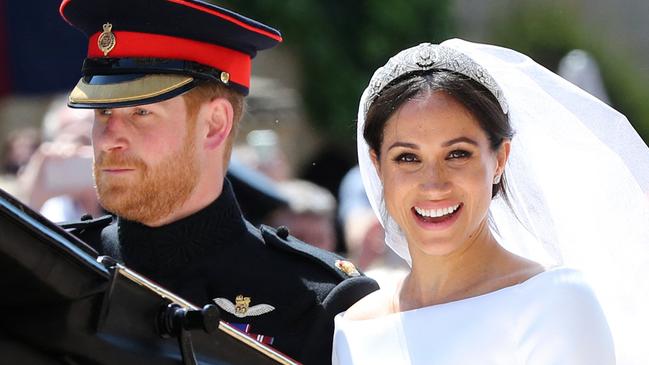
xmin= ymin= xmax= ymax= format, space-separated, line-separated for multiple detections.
xmin=412 ymin=202 xmax=463 ymax=229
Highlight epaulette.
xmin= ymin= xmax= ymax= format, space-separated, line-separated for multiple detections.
xmin=259 ymin=224 xmax=363 ymax=282
xmin=60 ymin=214 xmax=114 ymax=231
xmin=60 ymin=215 xmax=114 ymax=252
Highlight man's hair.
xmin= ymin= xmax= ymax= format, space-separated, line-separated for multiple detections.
xmin=182 ymin=80 xmax=245 ymax=165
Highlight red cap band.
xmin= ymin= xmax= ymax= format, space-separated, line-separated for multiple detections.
xmin=88 ymin=31 xmax=251 ymax=88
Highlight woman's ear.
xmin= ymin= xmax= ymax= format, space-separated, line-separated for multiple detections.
xmin=202 ymin=97 xmax=234 ymax=150
xmin=495 ymin=139 xmax=511 ymax=177
xmin=370 ymin=149 xmax=381 ymax=176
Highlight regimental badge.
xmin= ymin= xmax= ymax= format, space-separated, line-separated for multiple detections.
xmin=97 ymin=22 xmax=116 ymax=56
xmin=335 ymin=260 xmax=360 ymax=277
xmin=220 ymin=71 xmax=230 ymax=84
xmin=213 ymin=295 xmax=275 ymax=318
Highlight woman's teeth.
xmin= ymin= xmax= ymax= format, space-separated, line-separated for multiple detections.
xmin=414 ymin=204 xmax=461 ymax=218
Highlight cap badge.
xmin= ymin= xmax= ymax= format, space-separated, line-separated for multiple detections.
xmin=97 ymin=23 xmax=116 ymax=56
xmin=213 ymin=295 xmax=275 ymax=318
xmin=335 ymin=260 xmax=361 ymax=277
xmin=220 ymin=71 xmax=230 ymax=84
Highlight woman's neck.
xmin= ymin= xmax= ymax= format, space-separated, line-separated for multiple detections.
xmin=397 ymin=223 xmax=508 ymax=311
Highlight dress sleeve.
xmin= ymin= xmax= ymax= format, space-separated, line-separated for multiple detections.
xmin=517 ymin=271 xmax=615 ymax=365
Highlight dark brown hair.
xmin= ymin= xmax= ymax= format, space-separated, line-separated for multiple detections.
xmin=363 ymin=70 xmax=514 ymax=198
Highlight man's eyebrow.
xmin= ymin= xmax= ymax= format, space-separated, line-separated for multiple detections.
xmin=442 ymin=137 xmax=478 ymax=147
xmin=387 ymin=142 xmax=418 ymax=151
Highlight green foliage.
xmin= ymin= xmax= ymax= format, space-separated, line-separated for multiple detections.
xmin=225 ymin=1 xmax=453 ymax=144
xmin=491 ymin=3 xmax=649 ymax=142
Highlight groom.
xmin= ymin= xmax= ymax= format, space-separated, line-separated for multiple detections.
xmin=59 ymin=0 xmax=378 ymax=363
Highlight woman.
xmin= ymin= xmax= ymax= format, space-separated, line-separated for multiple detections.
xmin=333 ymin=39 xmax=649 ymax=364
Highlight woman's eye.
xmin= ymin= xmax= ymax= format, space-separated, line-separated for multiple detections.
xmin=395 ymin=153 xmax=419 ymax=163
xmin=447 ymin=150 xmax=471 ymax=159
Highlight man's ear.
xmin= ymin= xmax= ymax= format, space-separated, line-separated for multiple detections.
xmin=202 ymin=97 xmax=234 ymax=150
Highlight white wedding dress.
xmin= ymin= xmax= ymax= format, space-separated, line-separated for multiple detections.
xmin=332 ymin=267 xmax=614 ymax=365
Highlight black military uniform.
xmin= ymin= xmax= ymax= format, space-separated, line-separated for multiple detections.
xmin=59 ymin=0 xmax=379 ymax=364
xmin=70 ymin=180 xmax=377 ymax=364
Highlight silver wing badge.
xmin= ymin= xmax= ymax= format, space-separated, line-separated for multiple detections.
xmin=213 ymin=295 xmax=275 ymax=318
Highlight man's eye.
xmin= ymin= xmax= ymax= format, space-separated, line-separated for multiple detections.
xmin=447 ymin=150 xmax=471 ymax=159
xmin=98 ymin=109 xmax=112 ymax=116
xmin=395 ymin=153 xmax=419 ymax=163
xmin=134 ymin=108 xmax=151 ymax=116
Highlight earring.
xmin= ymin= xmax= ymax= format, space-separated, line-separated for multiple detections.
xmin=493 ymin=174 xmax=501 ymax=184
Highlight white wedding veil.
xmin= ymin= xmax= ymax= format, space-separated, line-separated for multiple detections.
xmin=357 ymin=38 xmax=649 ymax=364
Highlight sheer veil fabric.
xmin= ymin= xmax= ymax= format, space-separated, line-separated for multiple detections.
xmin=356 ymin=39 xmax=649 ymax=364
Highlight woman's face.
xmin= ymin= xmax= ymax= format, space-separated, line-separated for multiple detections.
xmin=372 ymin=91 xmax=509 ymax=258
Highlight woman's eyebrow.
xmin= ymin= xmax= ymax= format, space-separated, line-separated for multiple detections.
xmin=442 ymin=136 xmax=478 ymax=147
xmin=387 ymin=142 xmax=419 ymax=151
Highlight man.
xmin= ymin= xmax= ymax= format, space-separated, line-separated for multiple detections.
xmin=59 ymin=1 xmax=378 ymax=364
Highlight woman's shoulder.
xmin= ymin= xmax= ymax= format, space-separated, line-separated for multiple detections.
xmin=342 ymin=287 xmax=395 ymax=321
xmin=518 ymin=267 xmax=594 ymax=297
xmin=516 ymin=267 xmax=607 ymax=320
xmin=515 ymin=267 xmax=615 ymax=363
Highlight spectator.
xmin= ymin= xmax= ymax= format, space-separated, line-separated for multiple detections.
xmin=1 ymin=127 xmax=40 ymax=175
xmin=0 ymin=128 xmax=40 ymax=197
xmin=338 ymin=166 xmax=407 ymax=290
xmin=266 ymin=179 xmax=337 ymax=252
xmin=18 ymin=95 xmax=101 ymax=221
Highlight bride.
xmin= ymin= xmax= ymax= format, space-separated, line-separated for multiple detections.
xmin=332 ymin=39 xmax=649 ymax=364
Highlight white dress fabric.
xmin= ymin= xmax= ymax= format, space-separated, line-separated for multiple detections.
xmin=333 ymin=267 xmax=614 ymax=365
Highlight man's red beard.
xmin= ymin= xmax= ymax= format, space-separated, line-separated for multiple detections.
xmin=93 ymin=130 xmax=199 ymax=226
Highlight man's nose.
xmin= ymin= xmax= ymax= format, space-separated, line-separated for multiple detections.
xmin=94 ymin=113 xmax=129 ymax=153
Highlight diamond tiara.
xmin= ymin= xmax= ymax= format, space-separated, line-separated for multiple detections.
xmin=362 ymin=43 xmax=508 ymax=116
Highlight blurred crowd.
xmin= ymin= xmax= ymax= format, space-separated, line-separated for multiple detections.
xmin=0 ymin=48 xmax=608 ymax=289
xmin=1 ymin=95 xmax=101 ymax=221
xmin=2 ymin=4 xmax=647 ymax=335
xmin=0 ymin=95 xmax=408 ymax=288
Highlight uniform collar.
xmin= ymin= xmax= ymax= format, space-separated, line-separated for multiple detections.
xmin=116 ymin=178 xmax=247 ymax=275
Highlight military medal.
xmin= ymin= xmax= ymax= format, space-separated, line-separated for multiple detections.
xmin=213 ymin=295 xmax=275 ymax=318
xmin=228 ymin=323 xmax=275 ymax=346
xmin=97 ymin=22 xmax=116 ymax=56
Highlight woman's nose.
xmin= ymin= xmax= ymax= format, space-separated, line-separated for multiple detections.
xmin=419 ymin=162 xmax=451 ymax=192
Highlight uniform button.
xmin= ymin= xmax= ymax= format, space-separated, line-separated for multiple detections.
xmin=276 ymin=225 xmax=290 ymax=239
